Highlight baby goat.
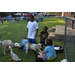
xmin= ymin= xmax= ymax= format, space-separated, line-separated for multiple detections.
xmin=0 ymin=40 xmax=13 ymax=55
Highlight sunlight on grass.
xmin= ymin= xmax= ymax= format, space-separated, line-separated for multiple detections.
xmin=0 ymin=18 xmax=65 ymax=62
xmin=43 ymin=20 xmax=65 ymax=24
xmin=16 ymin=24 xmax=20 ymax=25
xmin=0 ymin=31 xmax=6 ymax=34
xmin=7 ymin=32 xmax=11 ymax=35
xmin=0 ymin=25 xmax=8 ymax=29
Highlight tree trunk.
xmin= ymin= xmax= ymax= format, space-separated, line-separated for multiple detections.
xmin=74 ymin=12 xmax=75 ymax=18
xmin=21 ymin=12 xmax=23 ymax=16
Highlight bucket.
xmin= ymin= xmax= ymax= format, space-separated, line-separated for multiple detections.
xmin=54 ymin=45 xmax=64 ymax=53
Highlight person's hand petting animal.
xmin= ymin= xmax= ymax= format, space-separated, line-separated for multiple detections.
xmin=36 ymin=46 xmax=46 ymax=54
xmin=36 ymin=46 xmax=39 ymax=50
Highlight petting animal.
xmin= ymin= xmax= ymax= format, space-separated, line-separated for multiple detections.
xmin=9 ymin=46 xmax=21 ymax=62
xmin=0 ymin=40 xmax=13 ymax=55
xmin=23 ymin=42 xmax=42 ymax=54
xmin=33 ymin=50 xmax=44 ymax=62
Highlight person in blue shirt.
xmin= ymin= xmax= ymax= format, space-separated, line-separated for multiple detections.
xmin=7 ymin=16 xmax=9 ymax=22
xmin=36 ymin=38 xmax=56 ymax=60
xmin=40 ymin=14 xmax=43 ymax=22
xmin=19 ymin=36 xmax=29 ymax=50
xmin=9 ymin=15 xmax=12 ymax=19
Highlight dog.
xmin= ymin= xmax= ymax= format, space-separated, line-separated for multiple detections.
xmin=33 ymin=50 xmax=44 ymax=62
xmin=0 ymin=40 xmax=13 ymax=55
xmin=23 ymin=42 xmax=42 ymax=54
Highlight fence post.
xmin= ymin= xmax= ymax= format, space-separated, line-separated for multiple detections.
xmin=64 ymin=17 xmax=67 ymax=60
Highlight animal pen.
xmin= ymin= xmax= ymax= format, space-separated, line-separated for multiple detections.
xmin=64 ymin=17 xmax=75 ymax=62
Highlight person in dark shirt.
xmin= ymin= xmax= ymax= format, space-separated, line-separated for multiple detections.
xmin=40 ymin=26 xmax=48 ymax=51
xmin=12 ymin=13 xmax=15 ymax=17
xmin=1 ymin=18 xmax=3 ymax=24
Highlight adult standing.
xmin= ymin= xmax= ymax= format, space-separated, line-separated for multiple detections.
xmin=40 ymin=14 xmax=43 ymax=22
xmin=6 ymin=16 xmax=9 ymax=22
xmin=12 ymin=13 xmax=15 ymax=18
xmin=27 ymin=13 xmax=30 ymax=22
xmin=12 ymin=13 xmax=15 ymax=23
xmin=9 ymin=15 xmax=12 ymax=18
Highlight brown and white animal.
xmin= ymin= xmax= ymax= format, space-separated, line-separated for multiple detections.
xmin=23 ymin=42 xmax=42 ymax=54
xmin=0 ymin=40 xmax=13 ymax=55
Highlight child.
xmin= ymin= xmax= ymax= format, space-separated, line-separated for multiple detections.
xmin=26 ymin=15 xmax=39 ymax=44
xmin=36 ymin=38 xmax=56 ymax=60
xmin=1 ymin=19 xmax=3 ymax=24
xmin=40 ymin=26 xmax=48 ymax=50
xmin=19 ymin=36 xmax=29 ymax=50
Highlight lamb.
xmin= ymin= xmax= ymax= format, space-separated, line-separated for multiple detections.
xmin=0 ymin=40 xmax=13 ymax=55
xmin=23 ymin=42 xmax=42 ymax=54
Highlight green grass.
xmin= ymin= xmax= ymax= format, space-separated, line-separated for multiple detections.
xmin=0 ymin=18 xmax=65 ymax=62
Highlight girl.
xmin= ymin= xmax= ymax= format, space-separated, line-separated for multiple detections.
xmin=36 ymin=38 xmax=56 ymax=60
xmin=1 ymin=19 xmax=3 ymax=24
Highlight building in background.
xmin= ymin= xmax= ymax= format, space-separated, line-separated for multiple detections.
xmin=56 ymin=12 xmax=75 ymax=25
xmin=64 ymin=12 xmax=75 ymax=25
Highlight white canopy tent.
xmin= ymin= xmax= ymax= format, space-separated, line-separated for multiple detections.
xmin=15 ymin=13 xmax=21 ymax=15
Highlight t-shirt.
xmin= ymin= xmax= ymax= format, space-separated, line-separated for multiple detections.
xmin=40 ymin=15 xmax=43 ymax=18
xmin=9 ymin=15 xmax=12 ymax=18
xmin=27 ymin=21 xmax=39 ymax=39
xmin=21 ymin=39 xmax=29 ymax=50
xmin=40 ymin=31 xmax=48 ymax=39
xmin=44 ymin=45 xmax=56 ymax=58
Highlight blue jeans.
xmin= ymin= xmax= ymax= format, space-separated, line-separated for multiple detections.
xmin=28 ymin=39 xmax=36 ymax=44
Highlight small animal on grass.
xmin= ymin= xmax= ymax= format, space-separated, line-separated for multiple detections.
xmin=9 ymin=46 xmax=21 ymax=62
xmin=33 ymin=50 xmax=44 ymax=62
xmin=0 ymin=40 xmax=13 ymax=55
xmin=14 ymin=42 xmax=20 ymax=47
xmin=23 ymin=42 xmax=42 ymax=54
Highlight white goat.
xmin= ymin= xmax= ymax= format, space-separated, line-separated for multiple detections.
xmin=0 ymin=40 xmax=13 ymax=55
xmin=23 ymin=42 xmax=42 ymax=54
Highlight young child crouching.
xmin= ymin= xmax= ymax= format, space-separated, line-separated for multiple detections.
xmin=36 ymin=38 xmax=56 ymax=60
xmin=19 ymin=36 xmax=29 ymax=50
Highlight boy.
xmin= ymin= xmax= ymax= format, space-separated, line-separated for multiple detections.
xmin=19 ymin=36 xmax=29 ymax=50
xmin=40 ymin=26 xmax=48 ymax=50
xmin=26 ymin=15 xmax=39 ymax=44
xmin=1 ymin=19 xmax=3 ymax=24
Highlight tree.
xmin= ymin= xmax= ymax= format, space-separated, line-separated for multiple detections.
xmin=0 ymin=12 xmax=9 ymax=17
xmin=48 ymin=12 xmax=57 ymax=14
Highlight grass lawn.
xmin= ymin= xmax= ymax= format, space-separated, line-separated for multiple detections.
xmin=0 ymin=17 xmax=65 ymax=62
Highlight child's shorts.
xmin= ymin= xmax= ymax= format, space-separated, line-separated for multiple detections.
xmin=28 ymin=39 xmax=36 ymax=44
xmin=43 ymin=54 xmax=56 ymax=60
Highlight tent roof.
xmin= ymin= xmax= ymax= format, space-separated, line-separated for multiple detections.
xmin=29 ymin=12 xmax=37 ymax=14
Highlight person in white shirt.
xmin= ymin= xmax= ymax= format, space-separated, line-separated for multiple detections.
xmin=26 ymin=15 xmax=39 ymax=44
